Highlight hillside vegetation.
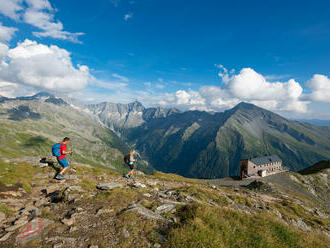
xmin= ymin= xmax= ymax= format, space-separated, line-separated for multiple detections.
xmin=0 ymin=99 xmax=128 ymax=172
xmin=127 ymin=102 xmax=330 ymax=178
xmin=0 ymin=159 xmax=329 ymax=247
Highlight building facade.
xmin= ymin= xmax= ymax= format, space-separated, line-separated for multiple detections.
xmin=240 ymin=155 xmax=285 ymax=179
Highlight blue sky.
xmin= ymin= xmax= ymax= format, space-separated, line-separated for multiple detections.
xmin=0 ymin=0 xmax=330 ymax=119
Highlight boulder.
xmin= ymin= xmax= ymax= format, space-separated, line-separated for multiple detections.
xmin=5 ymin=217 xmax=29 ymax=232
xmin=96 ymin=208 xmax=114 ymax=216
xmin=125 ymin=204 xmax=165 ymax=221
xmin=65 ymin=186 xmax=84 ymax=193
xmin=96 ymin=182 xmax=123 ymax=190
xmin=45 ymin=185 xmax=60 ymax=195
xmin=0 ymin=232 xmax=13 ymax=242
xmin=148 ymin=181 xmax=158 ymax=186
xmin=156 ymin=204 xmax=176 ymax=214
xmin=0 ymin=191 xmax=22 ymax=198
xmin=131 ymin=182 xmax=147 ymax=188
xmin=16 ymin=218 xmax=54 ymax=245
xmin=60 ymin=218 xmax=74 ymax=226
xmin=63 ymin=175 xmax=79 ymax=180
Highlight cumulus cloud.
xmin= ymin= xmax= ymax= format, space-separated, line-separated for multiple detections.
xmin=0 ymin=22 xmax=18 ymax=43
xmin=156 ymin=67 xmax=309 ymax=113
xmin=0 ymin=81 xmax=35 ymax=98
xmin=0 ymin=39 xmax=91 ymax=91
xmin=305 ymin=74 xmax=330 ymax=103
xmin=0 ymin=0 xmax=83 ymax=42
xmin=222 ymin=68 xmax=306 ymax=112
xmin=0 ymin=0 xmax=23 ymax=20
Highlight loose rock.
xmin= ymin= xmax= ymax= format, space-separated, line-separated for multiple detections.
xmin=0 ymin=232 xmax=13 ymax=242
xmin=96 ymin=182 xmax=123 ymax=190
xmin=16 ymin=218 xmax=54 ymax=244
xmin=125 ymin=204 xmax=165 ymax=221
xmin=156 ymin=204 xmax=176 ymax=214
xmin=60 ymin=218 xmax=74 ymax=226
xmin=96 ymin=208 xmax=114 ymax=216
xmin=132 ymin=182 xmax=147 ymax=188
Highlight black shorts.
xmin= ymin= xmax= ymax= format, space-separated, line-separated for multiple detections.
xmin=128 ymin=163 xmax=135 ymax=170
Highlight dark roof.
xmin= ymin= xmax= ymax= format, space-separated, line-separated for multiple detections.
xmin=249 ymin=155 xmax=282 ymax=165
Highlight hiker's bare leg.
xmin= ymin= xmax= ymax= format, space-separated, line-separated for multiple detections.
xmin=60 ymin=167 xmax=68 ymax=175
xmin=128 ymin=169 xmax=134 ymax=176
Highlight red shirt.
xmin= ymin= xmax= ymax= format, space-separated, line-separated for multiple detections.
xmin=58 ymin=143 xmax=67 ymax=159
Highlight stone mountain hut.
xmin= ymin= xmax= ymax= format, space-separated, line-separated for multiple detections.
xmin=240 ymin=155 xmax=286 ymax=179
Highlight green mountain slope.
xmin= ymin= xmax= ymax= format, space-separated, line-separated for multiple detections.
xmin=0 ymin=99 xmax=129 ymax=171
xmin=127 ymin=103 xmax=330 ymax=178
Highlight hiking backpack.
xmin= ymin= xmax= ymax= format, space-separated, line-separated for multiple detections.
xmin=52 ymin=143 xmax=61 ymax=157
xmin=124 ymin=154 xmax=130 ymax=164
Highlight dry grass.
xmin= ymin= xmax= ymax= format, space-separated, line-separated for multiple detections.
xmin=165 ymin=203 xmax=330 ymax=248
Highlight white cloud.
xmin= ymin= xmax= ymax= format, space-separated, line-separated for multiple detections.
xmin=0 ymin=81 xmax=35 ymax=97
xmin=95 ymin=79 xmax=128 ymax=90
xmin=23 ymin=0 xmax=84 ymax=42
xmin=112 ymin=73 xmax=129 ymax=82
xmin=305 ymin=74 xmax=330 ymax=103
xmin=0 ymin=0 xmax=83 ymax=42
xmin=144 ymin=82 xmax=152 ymax=87
xmin=155 ymin=67 xmax=309 ymax=113
xmin=264 ymin=74 xmax=291 ymax=81
xmin=0 ymin=39 xmax=91 ymax=91
xmin=124 ymin=13 xmax=133 ymax=21
xmin=155 ymin=83 xmax=165 ymax=89
xmin=0 ymin=0 xmax=23 ymax=20
xmin=0 ymin=43 xmax=9 ymax=58
xmin=0 ymin=22 xmax=17 ymax=43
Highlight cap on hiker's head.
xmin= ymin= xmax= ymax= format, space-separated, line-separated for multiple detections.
xmin=63 ymin=137 xmax=70 ymax=142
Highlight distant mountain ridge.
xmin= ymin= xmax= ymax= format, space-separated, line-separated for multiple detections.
xmin=0 ymin=92 xmax=68 ymax=106
xmin=296 ymin=119 xmax=330 ymax=127
xmin=87 ymin=101 xmax=180 ymax=133
xmin=2 ymin=92 xmax=330 ymax=178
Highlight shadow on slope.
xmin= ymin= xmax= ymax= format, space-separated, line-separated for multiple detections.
xmin=299 ymin=160 xmax=330 ymax=175
xmin=7 ymin=106 xmax=41 ymax=121
xmin=23 ymin=136 xmax=48 ymax=148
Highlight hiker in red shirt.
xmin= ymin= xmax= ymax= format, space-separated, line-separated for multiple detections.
xmin=55 ymin=137 xmax=72 ymax=180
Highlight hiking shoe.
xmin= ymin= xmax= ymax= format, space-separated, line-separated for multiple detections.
xmin=55 ymin=174 xmax=64 ymax=180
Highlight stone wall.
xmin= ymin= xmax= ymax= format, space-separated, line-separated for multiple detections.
xmin=246 ymin=161 xmax=283 ymax=177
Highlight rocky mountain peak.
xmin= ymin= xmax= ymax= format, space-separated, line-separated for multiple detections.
xmin=32 ymin=92 xmax=55 ymax=99
xmin=128 ymin=100 xmax=145 ymax=110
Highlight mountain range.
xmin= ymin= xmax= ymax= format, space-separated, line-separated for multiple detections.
xmin=1 ymin=92 xmax=330 ymax=178
xmin=0 ymin=93 xmax=129 ymax=172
